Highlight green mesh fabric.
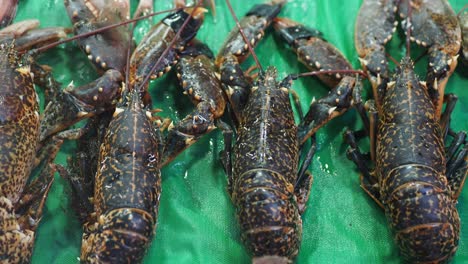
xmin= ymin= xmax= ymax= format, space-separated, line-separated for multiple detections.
xmin=12 ymin=0 xmax=468 ymax=263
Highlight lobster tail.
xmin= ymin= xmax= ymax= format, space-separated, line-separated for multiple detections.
xmin=383 ymin=165 xmax=460 ymax=263
xmin=81 ymin=208 xmax=155 ymax=263
xmin=234 ymin=169 xmax=302 ymax=261
xmin=396 ymin=221 xmax=459 ymax=263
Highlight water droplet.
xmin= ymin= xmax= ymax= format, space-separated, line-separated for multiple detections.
xmin=148 ymin=154 xmax=156 ymax=163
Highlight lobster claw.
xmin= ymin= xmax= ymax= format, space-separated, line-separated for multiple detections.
xmin=64 ymin=0 xmax=134 ymax=74
xmin=39 ymin=69 xmax=123 ymax=141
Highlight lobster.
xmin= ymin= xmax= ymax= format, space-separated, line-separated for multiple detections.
xmin=0 ymin=3 xmax=204 ymax=262
xmin=57 ymin=4 xmax=207 ymax=262
xmin=25 ymin=2 xmax=213 ymax=261
xmin=345 ymin=0 xmax=468 ymax=262
xmin=218 ymin=1 xmax=362 ymax=262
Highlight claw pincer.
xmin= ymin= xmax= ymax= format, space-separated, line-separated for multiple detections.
xmin=64 ymin=0 xmax=134 ymax=73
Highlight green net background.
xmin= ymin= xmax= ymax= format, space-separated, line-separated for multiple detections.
xmin=13 ymin=0 xmax=468 ymax=263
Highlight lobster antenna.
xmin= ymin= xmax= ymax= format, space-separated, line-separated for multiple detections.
xmin=124 ymin=23 xmax=135 ymax=91
xmin=28 ymin=7 xmax=182 ymax=55
xmin=225 ymin=0 xmax=264 ymax=73
xmin=385 ymin=51 xmax=400 ymax=67
xmin=136 ymin=0 xmax=204 ymax=93
xmin=294 ymin=69 xmax=367 ymax=79
xmin=457 ymin=4 xmax=468 ymax=16
xmin=405 ymin=0 xmax=413 ymax=57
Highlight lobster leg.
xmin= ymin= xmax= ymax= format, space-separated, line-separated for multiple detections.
xmin=298 ymin=76 xmax=357 ymax=145
xmin=18 ymin=132 xmax=64 ymax=228
xmin=445 ymin=131 xmax=468 ymax=199
xmin=295 ymin=136 xmax=316 ymax=214
xmin=57 ymin=161 xmax=95 ymax=225
xmin=0 ymin=163 xmax=56 ymax=263
xmin=446 ymin=131 xmax=466 ymax=162
xmin=31 ymin=63 xmax=58 ymax=107
xmin=15 ymin=163 xmax=56 ymax=235
xmin=60 ymin=113 xmax=112 ymax=224
xmin=219 ymin=122 xmax=235 ymax=197
xmin=343 ymin=129 xmax=383 ymax=209
xmin=439 ymin=93 xmax=458 ymax=139
xmin=438 ymin=94 xmax=466 ymax=197
xmin=353 ymin=81 xmax=370 ymax=136
xmin=365 ymin=100 xmax=378 ymax=163
xmin=288 ymin=89 xmax=304 ymax=121
xmin=295 ymin=171 xmax=313 ymax=215
xmin=350 ymin=80 xmax=378 ymax=163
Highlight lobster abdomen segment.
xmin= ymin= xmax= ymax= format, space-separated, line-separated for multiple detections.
xmin=81 ymin=208 xmax=155 ymax=263
xmin=382 ymin=165 xmax=460 ymax=263
xmin=234 ymin=169 xmax=302 ymax=260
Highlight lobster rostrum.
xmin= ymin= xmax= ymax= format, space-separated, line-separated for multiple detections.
xmin=219 ymin=1 xmax=362 ymax=262
xmin=345 ymin=1 xmax=468 ymax=262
